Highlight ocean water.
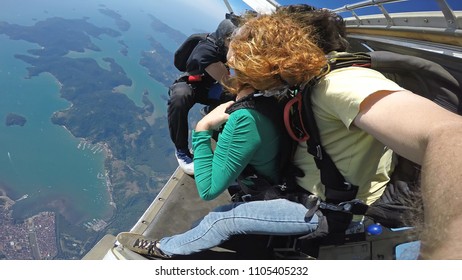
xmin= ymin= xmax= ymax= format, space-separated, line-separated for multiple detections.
xmin=0 ymin=36 xmax=113 ymax=223
xmin=0 ymin=0 xmax=195 ymax=225
xmin=0 ymin=1 xmax=224 ymax=243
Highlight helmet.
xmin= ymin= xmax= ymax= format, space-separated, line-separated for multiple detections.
xmin=212 ymin=19 xmax=237 ymax=48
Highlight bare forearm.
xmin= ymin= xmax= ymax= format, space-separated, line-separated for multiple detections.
xmin=419 ymin=123 xmax=462 ymax=259
xmin=205 ymin=62 xmax=229 ymax=83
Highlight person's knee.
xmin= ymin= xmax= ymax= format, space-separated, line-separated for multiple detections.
xmin=169 ymin=83 xmax=195 ymax=107
xmin=201 ymin=205 xmax=235 ymax=226
xmin=170 ymin=82 xmax=192 ymax=97
xmin=200 ymin=203 xmax=244 ymax=235
xmin=199 ymin=212 xmax=235 ymax=237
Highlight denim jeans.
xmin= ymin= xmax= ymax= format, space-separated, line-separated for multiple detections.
xmin=158 ymin=199 xmax=319 ymax=256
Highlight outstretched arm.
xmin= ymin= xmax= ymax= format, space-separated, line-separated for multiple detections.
xmin=419 ymin=121 xmax=462 ymax=259
xmin=205 ymin=61 xmax=229 ymax=84
xmin=354 ymin=89 xmax=462 ymax=259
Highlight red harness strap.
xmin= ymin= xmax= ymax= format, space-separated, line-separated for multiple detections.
xmin=283 ymin=92 xmax=310 ymax=142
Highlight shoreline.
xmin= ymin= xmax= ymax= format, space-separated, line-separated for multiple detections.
xmin=0 ymin=183 xmax=21 ymax=201
xmin=1 ymin=127 xmax=117 ymax=226
xmin=60 ymin=123 xmax=117 ymax=215
xmin=76 ymin=137 xmax=117 ymax=213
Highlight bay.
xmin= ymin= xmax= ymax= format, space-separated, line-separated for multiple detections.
xmin=0 ymin=0 xmax=175 ymax=225
xmin=0 ymin=0 xmax=220 ymax=259
xmin=0 ymin=37 xmax=113 ymax=224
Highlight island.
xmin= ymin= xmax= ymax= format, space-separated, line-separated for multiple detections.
xmin=0 ymin=11 xmax=185 ymax=259
xmin=5 ymin=113 xmax=27 ymax=127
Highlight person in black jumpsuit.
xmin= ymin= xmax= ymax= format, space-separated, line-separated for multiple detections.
xmin=168 ymin=19 xmax=237 ymax=175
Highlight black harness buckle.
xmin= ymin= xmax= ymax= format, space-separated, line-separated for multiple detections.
xmin=319 ymin=199 xmax=368 ymax=215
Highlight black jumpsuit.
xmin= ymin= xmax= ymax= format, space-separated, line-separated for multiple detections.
xmin=167 ymin=36 xmax=233 ymax=151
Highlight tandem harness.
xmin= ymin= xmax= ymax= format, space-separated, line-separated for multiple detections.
xmin=226 ymin=91 xmax=370 ymax=238
xmin=283 ymin=53 xmax=395 ymax=235
xmin=232 ymin=50 xmax=462 ymax=240
xmin=296 ymin=80 xmax=369 ymax=236
xmin=284 ymin=50 xmax=461 ymax=237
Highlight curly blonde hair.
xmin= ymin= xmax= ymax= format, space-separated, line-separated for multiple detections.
xmin=224 ymin=14 xmax=327 ymax=94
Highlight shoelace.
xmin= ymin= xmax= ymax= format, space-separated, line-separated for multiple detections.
xmin=134 ymin=238 xmax=170 ymax=258
xmin=134 ymin=238 xmax=157 ymax=255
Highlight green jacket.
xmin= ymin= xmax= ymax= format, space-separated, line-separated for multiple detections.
xmin=192 ymin=108 xmax=280 ymax=200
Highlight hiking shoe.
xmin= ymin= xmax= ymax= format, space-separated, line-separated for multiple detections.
xmin=117 ymin=232 xmax=171 ymax=259
xmin=175 ymin=149 xmax=194 ymax=175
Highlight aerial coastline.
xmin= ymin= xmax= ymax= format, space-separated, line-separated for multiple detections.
xmin=0 ymin=6 xmax=185 ymax=259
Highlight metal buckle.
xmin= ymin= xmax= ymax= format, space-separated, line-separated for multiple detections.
xmin=319 ymin=199 xmax=364 ymax=214
xmin=343 ymin=181 xmax=352 ymax=191
xmin=241 ymin=194 xmax=252 ymax=202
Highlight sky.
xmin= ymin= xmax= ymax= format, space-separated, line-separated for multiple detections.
xmin=5 ymin=0 xmax=455 ymax=36
xmin=2 ymin=1 xmax=460 ymax=35
xmin=158 ymin=0 xmax=462 ymax=34
xmin=0 ymin=0 xmax=228 ymax=35
xmin=150 ymin=0 xmax=229 ymax=32
xmin=228 ymin=0 xmax=462 ymax=17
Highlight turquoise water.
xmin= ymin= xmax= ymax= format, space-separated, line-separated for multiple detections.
xmin=0 ymin=0 xmax=167 ymax=224
xmin=0 ymin=0 xmax=219 ymax=227
xmin=0 ymin=36 xmax=113 ymax=223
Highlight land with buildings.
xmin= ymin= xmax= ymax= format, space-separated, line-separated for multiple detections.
xmin=0 ymin=192 xmax=57 ymax=260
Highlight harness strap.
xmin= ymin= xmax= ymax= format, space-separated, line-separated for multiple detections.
xmin=283 ymin=93 xmax=309 ymax=142
xmin=188 ymin=75 xmax=202 ymax=83
xmin=297 ymin=71 xmax=370 ymax=234
xmin=319 ymin=199 xmax=368 ymax=215
xmin=300 ymin=83 xmax=360 ymax=205
xmin=327 ymin=52 xmax=372 ymax=70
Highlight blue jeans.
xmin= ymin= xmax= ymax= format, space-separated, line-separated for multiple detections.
xmin=158 ymin=199 xmax=319 ymax=256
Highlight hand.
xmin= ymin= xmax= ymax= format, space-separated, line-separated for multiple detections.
xmin=195 ymin=100 xmax=235 ymax=131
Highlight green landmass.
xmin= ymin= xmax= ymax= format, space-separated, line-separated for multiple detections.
xmin=0 ymin=12 xmax=186 ymax=259
xmin=148 ymin=14 xmax=186 ymax=46
xmin=140 ymin=36 xmax=180 ymax=87
xmin=5 ymin=113 xmax=27 ymax=127
xmin=99 ymin=8 xmax=131 ymax=32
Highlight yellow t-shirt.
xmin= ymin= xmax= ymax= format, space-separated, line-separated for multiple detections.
xmin=294 ymin=66 xmax=404 ymax=206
